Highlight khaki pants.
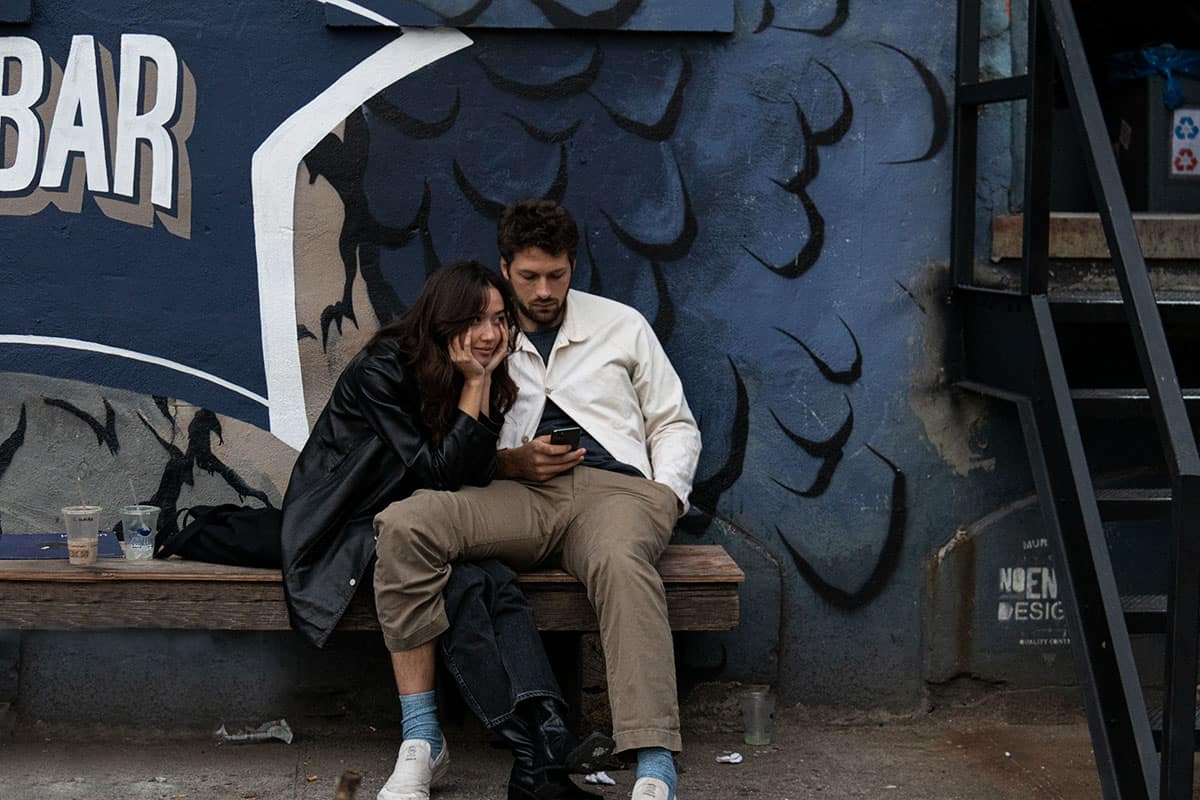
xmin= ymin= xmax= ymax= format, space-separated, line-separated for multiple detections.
xmin=373 ymin=467 xmax=681 ymax=753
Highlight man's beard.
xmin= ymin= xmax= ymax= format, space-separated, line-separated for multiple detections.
xmin=518 ymin=297 xmax=565 ymax=328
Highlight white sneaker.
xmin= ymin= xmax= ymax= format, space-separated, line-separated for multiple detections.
xmin=631 ymin=777 xmax=674 ymax=800
xmin=377 ymin=737 xmax=449 ymax=800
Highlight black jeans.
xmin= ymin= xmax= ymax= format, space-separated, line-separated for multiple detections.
xmin=439 ymin=559 xmax=563 ymax=728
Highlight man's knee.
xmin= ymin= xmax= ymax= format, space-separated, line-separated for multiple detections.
xmin=577 ymin=540 xmax=660 ymax=589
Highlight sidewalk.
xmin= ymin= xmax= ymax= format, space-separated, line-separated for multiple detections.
xmin=0 ymin=689 xmax=1109 ymax=800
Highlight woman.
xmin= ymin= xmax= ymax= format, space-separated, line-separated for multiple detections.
xmin=280 ymin=262 xmax=607 ymax=800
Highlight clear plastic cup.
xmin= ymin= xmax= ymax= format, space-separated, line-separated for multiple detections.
xmin=119 ymin=504 xmax=160 ymax=561
xmin=741 ymin=689 xmax=776 ymax=746
xmin=62 ymin=506 xmax=102 ymax=565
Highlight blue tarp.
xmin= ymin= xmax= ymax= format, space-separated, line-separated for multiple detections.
xmin=1109 ymin=46 xmax=1200 ymax=110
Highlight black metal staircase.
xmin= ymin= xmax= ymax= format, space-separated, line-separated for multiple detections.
xmin=952 ymin=2 xmax=1200 ymax=799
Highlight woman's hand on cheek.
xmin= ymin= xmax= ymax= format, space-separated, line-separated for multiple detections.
xmin=449 ymin=331 xmax=485 ymax=380
xmin=485 ymin=325 xmax=510 ymax=375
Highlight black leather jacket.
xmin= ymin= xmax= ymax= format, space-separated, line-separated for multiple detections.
xmin=280 ymin=336 xmax=502 ymax=647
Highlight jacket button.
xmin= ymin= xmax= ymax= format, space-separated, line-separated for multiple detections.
xmin=349 ymin=578 xmax=357 ymax=587
xmin=522 ymin=436 xmax=530 ymax=444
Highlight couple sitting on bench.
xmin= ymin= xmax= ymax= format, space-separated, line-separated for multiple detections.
xmin=280 ymin=200 xmax=701 ymax=800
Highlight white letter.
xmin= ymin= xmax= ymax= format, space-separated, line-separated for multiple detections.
xmin=999 ymin=568 xmax=1013 ymax=593
xmin=40 ymin=35 xmax=109 ymax=193
xmin=0 ymin=37 xmax=45 ymax=192
xmin=1026 ymin=568 xmax=1042 ymax=599
xmin=1011 ymin=567 xmax=1026 ymax=593
xmin=113 ymin=34 xmax=177 ymax=207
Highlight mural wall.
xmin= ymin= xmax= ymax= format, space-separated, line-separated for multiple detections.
xmin=1 ymin=0 xmax=1041 ymax=711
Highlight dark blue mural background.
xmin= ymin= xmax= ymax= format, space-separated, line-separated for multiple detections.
xmin=0 ymin=0 xmax=1038 ymax=707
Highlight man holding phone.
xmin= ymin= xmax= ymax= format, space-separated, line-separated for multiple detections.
xmin=373 ymin=200 xmax=700 ymax=800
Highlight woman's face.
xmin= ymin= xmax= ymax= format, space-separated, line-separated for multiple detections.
xmin=465 ymin=286 xmax=507 ymax=367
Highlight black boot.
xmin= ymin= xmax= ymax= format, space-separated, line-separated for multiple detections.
xmin=524 ymin=697 xmax=615 ymax=775
xmin=492 ymin=712 xmax=603 ymax=800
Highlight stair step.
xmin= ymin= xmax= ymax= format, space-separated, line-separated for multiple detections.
xmin=1122 ymin=594 xmax=1173 ymax=634
xmin=1071 ymin=388 xmax=1200 ymax=416
xmin=1147 ymin=705 xmax=1200 ymax=751
xmin=1049 ymin=292 xmax=1200 ymax=324
xmin=1095 ymin=488 xmax=1172 ymax=520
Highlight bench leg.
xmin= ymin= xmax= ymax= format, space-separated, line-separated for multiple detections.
xmin=578 ymin=632 xmax=612 ymax=735
xmin=0 ymin=630 xmax=19 ymax=735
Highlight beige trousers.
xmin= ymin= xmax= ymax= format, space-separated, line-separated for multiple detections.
xmin=373 ymin=466 xmax=681 ymax=753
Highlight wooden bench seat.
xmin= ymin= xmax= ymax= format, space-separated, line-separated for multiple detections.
xmin=0 ymin=544 xmax=743 ymax=633
xmin=0 ymin=543 xmax=742 ymax=729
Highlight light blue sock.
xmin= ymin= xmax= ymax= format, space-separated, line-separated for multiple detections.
xmin=636 ymin=747 xmax=677 ymax=799
xmin=399 ymin=690 xmax=442 ymax=760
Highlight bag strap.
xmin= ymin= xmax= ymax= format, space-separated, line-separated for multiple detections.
xmin=157 ymin=504 xmax=231 ymax=560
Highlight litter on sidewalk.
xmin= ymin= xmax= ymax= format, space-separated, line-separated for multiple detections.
xmin=214 ymin=719 xmax=294 ymax=744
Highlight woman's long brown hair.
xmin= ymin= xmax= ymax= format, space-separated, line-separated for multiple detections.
xmin=367 ymin=261 xmax=519 ymax=442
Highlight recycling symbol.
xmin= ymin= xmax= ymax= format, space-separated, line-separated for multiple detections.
xmin=1176 ymin=116 xmax=1199 ymax=140
xmin=1176 ymin=148 xmax=1199 ymax=172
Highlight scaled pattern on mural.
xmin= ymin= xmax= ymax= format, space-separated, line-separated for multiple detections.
xmin=289 ymin=0 xmax=950 ymax=686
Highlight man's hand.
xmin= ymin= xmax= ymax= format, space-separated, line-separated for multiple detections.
xmin=497 ymin=435 xmax=585 ymax=481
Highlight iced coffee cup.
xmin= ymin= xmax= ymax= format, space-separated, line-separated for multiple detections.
xmin=63 ymin=505 xmax=102 ymax=565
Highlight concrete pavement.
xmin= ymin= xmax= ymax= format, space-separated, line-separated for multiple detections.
xmin=0 ymin=686 xmax=1130 ymax=800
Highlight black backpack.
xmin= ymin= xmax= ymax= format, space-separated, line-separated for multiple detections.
xmin=156 ymin=504 xmax=283 ymax=568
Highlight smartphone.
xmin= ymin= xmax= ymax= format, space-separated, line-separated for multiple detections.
xmin=549 ymin=426 xmax=582 ymax=449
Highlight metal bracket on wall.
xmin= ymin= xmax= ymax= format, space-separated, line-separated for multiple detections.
xmin=320 ymin=0 xmax=735 ymax=32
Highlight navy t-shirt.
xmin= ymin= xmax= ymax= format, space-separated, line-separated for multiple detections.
xmin=524 ymin=326 xmax=644 ymax=479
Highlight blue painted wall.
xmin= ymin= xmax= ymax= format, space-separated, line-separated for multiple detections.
xmin=0 ymin=0 xmax=1046 ymax=713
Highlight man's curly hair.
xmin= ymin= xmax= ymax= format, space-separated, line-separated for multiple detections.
xmin=497 ymin=199 xmax=579 ymax=264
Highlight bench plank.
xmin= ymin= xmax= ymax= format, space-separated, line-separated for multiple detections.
xmin=0 ymin=545 xmax=743 ymax=633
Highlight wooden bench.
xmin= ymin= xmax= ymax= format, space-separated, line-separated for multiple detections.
xmin=0 ymin=544 xmax=743 ymax=727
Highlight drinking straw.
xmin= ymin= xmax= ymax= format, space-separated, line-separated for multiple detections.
xmin=127 ymin=477 xmax=145 ymax=531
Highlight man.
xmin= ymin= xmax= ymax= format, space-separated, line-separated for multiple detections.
xmin=374 ymin=199 xmax=701 ymax=800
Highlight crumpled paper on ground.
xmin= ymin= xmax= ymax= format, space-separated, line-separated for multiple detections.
xmin=583 ymin=771 xmax=617 ymax=785
xmin=215 ymin=718 xmax=294 ymax=744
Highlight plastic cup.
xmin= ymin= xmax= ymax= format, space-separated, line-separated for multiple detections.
xmin=62 ymin=506 xmax=102 ymax=565
xmin=119 ymin=504 xmax=160 ymax=561
xmin=741 ymin=689 xmax=775 ymax=746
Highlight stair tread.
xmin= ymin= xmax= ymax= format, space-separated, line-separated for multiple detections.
xmin=1146 ymin=706 xmax=1200 ymax=732
xmin=1121 ymin=594 xmax=1167 ymax=614
xmin=1051 ymin=291 xmax=1200 ymax=306
xmin=1095 ymin=488 xmax=1172 ymax=500
xmin=1071 ymin=389 xmax=1200 ymax=400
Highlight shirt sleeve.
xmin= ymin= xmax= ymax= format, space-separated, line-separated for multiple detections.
xmin=629 ymin=314 xmax=702 ymax=513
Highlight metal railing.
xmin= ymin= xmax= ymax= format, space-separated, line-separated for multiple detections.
xmin=952 ymin=1 xmax=1200 ymax=797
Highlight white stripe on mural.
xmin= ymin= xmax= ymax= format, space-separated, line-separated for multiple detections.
xmin=252 ymin=27 xmax=473 ymax=450
xmin=316 ymin=0 xmax=400 ymax=26
xmin=0 ymin=335 xmax=269 ymax=406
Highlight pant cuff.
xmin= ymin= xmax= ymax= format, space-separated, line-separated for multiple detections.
xmin=613 ymin=727 xmax=682 ymax=754
xmin=381 ymin=616 xmax=449 ymax=653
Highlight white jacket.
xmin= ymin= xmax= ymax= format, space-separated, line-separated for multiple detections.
xmin=499 ymin=289 xmax=702 ymax=512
